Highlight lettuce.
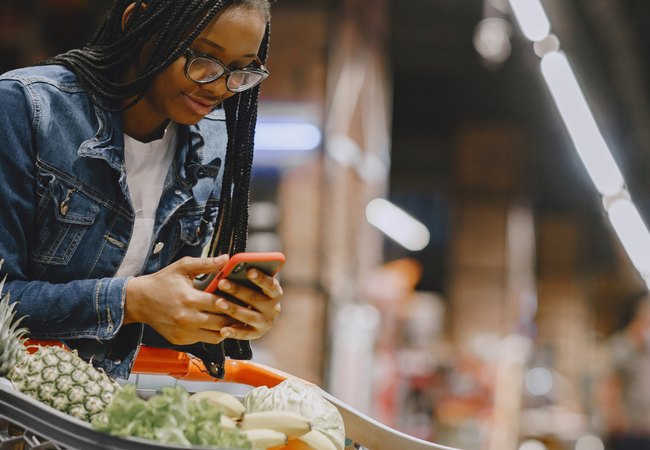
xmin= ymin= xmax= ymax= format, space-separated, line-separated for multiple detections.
xmin=92 ymin=384 xmax=252 ymax=448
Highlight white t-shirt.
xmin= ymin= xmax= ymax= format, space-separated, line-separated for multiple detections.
xmin=115 ymin=122 xmax=177 ymax=277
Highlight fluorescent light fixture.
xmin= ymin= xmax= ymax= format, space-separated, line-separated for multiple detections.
xmin=255 ymin=123 xmax=321 ymax=151
xmin=540 ymin=52 xmax=625 ymax=196
xmin=511 ymin=5 xmax=650 ymax=290
xmin=365 ymin=198 xmax=430 ymax=251
xmin=607 ymin=198 xmax=650 ymax=278
xmin=533 ymin=33 xmax=560 ymax=58
xmin=508 ymin=0 xmax=551 ymax=42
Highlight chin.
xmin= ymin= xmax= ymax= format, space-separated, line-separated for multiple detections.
xmin=174 ymin=114 xmax=204 ymax=126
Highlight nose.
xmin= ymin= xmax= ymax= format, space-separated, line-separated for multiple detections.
xmin=203 ymin=76 xmax=229 ymax=97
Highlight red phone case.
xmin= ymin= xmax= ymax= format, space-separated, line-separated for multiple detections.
xmin=202 ymin=252 xmax=285 ymax=294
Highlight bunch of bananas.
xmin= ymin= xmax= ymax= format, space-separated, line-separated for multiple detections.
xmin=190 ymin=390 xmax=338 ymax=450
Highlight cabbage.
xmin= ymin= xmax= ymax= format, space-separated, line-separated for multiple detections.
xmin=243 ymin=379 xmax=345 ymax=450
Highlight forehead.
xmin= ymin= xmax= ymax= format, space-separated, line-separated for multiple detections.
xmin=195 ymin=6 xmax=266 ymax=56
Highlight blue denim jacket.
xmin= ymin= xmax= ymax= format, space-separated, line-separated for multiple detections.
xmin=0 ymin=65 xmax=251 ymax=379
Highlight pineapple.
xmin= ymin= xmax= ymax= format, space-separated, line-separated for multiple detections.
xmin=0 ymin=266 xmax=121 ymax=422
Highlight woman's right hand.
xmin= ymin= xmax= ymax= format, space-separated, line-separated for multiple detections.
xmin=124 ymin=254 xmax=237 ymax=345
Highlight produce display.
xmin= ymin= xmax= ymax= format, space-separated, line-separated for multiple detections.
xmin=92 ymin=384 xmax=254 ymax=448
xmin=92 ymin=381 xmax=345 ymax=449
xmin=0 ymin=269 xmax=346 ymax=450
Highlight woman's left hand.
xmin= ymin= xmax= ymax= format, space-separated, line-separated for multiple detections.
xmin=213 ymin=269 xmax=283 ymax=340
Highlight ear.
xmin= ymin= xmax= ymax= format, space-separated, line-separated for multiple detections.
xmin=122 ymin=2 xmax=147 ymax=31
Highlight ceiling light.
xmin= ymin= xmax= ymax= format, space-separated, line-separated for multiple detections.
xmin=533 ymin=33 xmax=560 ymax=58
xmin=510 ymin=0 xmax=650 ymax=291
xmin=607 ymin=198 xmax=650 ymax=280
xmin=365 ymin=199 xmax=430 ymax=251
xmin=474 ymin=18 xmax=512 ymax=65
xmin=255 ymin=123 xmax=321 ymax=151
xmin=508 ymin=0 xmax=551 ymax=42
xmin=540 ymin=51 xmax=624 ymax=196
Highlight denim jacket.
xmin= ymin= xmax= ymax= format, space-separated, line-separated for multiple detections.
xmin=0 ymin=65 xmax=252 ymax=379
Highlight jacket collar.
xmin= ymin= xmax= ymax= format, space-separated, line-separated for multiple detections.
xmin=77 ymin=99 xmax=221 ymax=187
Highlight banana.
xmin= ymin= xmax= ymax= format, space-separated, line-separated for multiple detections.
xmin=220 ymin=414 xmax=237 ymax=430
xmin=240 ymin=411 xmax=311 ymax=439
xmin=285 ymin=430 xmax=338 ymax=450
xmin=189 ymin=390 xmax=246 ymax=419
xmin=242 ymin=428 xmax=288 ymax=450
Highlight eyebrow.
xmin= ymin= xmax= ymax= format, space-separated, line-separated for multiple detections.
xmin=195 ymin=37 xmax=258 ymax=58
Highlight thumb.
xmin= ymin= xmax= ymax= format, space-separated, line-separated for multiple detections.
xmin=181 ymin=254 xmax=230 ymax=278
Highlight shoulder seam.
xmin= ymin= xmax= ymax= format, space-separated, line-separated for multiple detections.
xmin=0 ymin=74 xmax=85 ymax=93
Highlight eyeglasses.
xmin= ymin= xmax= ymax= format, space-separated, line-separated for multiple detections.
xmin=184 ymin=48 xmax=269 ymax=92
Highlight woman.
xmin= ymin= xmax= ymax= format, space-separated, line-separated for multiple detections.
xmin=0 ymin=0 xmax=281 ymax=380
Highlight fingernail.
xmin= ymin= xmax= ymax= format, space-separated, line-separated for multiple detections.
xmin=222 ymin=330 xmax=232 ymax=337
xmin=249 ymin=269 xmax=258 ymax=279
xmin=220 ymin=280 xmax=231 ymax=290
xmin=214 ymin=254 xmax=228 ymax=263
xmin=218 ymin=299 xmax=229 ymax=310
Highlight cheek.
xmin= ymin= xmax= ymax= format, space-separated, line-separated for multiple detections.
xmin=223 ymin=91 xmax=238 ymax=101
xmin=147 ymin=63 xmax=191 ymax=110
xmin=153 ymin=60 xmax=191 ymax=95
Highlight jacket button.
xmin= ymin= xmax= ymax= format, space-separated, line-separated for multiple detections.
xmin=153 ymin=242 xmax=164 ymax=254
xmin=60 ymin=200 xmax=70 ymax=216
xmin=175 ymin=189 xmax=182 ymax=195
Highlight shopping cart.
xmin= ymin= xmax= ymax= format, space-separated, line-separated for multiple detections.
xmin=0 ymin=343 xmax=460 ymax=450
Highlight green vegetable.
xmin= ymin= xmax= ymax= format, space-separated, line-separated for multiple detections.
xmin=92 ymin=384 xmax=252 ymax=448
xmin=243 ymin=380 xmax=345 ymax=450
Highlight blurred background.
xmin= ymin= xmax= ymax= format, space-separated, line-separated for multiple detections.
xmin=5 ymin=0 xmax=650 ymax=449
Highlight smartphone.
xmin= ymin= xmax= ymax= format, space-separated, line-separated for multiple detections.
xmin=194 ymin=252 xmax=285 ymax=294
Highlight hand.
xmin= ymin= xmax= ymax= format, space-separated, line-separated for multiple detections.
xmin=212 ymin=268 xmax=283 ymax=341
xmin=124 ymin=255 xmax=237 ymax=345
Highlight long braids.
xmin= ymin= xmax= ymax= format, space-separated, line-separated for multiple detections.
xmin=210 ymin=21 xmax=270 ymax=256
xmin=37 ymin=0 xmax=272 ymax=257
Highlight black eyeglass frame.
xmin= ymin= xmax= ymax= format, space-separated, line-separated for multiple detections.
xmin=184 ymin=48 xmax=269 ymax=92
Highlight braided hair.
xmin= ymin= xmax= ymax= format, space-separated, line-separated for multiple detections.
xmin=37 ymin=0 xmax=272 ymax=257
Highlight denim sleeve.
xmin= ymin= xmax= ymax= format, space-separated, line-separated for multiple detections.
xmin=0 ymin=77 xmax=125 ymax=341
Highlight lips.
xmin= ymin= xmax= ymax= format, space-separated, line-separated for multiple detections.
xmin=182 ymin=93 xmax=219 ymax=116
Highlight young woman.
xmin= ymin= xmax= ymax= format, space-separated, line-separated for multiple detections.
xmin=0 ymin=0 xmax=281 ymax=379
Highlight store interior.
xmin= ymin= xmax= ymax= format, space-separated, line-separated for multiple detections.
xmin=3 ymin=0 xmax=650 ymax=449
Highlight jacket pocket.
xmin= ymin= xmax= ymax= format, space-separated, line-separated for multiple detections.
xmin=167 ymin=203 xmax=219 ymax=261
xmin=178 ymin=204 xmax=218 ymax=247
xmin=32 ymin=174 xmax=100 ymax=265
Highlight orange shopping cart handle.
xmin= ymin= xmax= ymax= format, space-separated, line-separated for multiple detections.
xmin=131 ymin=345 xmax=314 ymax=387
xmin=26 ymin=340 xmax=313 ymax=388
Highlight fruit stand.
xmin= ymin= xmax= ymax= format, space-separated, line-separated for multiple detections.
xmin=0 ymin=344 xmax=460 ymax=450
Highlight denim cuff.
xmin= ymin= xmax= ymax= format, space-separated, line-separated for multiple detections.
xmin=94 ymin=276 xmax=129 ymax=339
